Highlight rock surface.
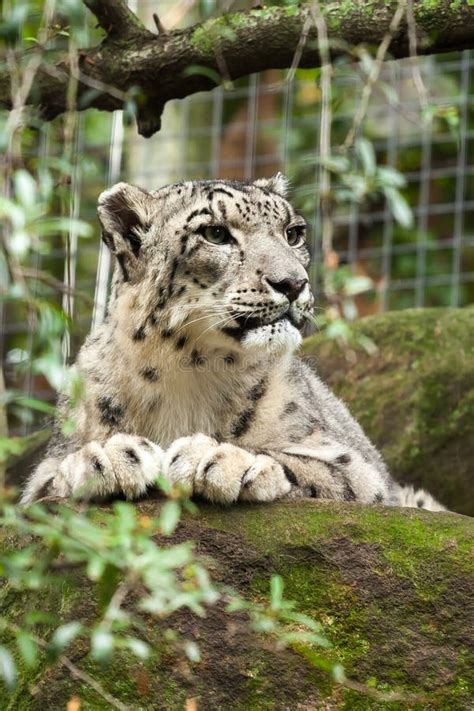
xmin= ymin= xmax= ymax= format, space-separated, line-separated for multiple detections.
xmin=302 ymin=306 xmax=474 ymax=515
xmin=2 ymin=500 xmax=473 ymax=710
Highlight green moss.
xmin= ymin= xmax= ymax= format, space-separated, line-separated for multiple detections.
xmin=2 ymin=497 xmax=473 ymax=708
xmin=302 ymin=307 xmax=474 ymax=515
xmin=190 ymin=5 xmax=301 ymax=54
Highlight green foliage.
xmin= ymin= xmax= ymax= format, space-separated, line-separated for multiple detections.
xmin=0 ymin=493 xmax=336 ymax=699
xmin=314 ymin=139 xmax=414 ymax=230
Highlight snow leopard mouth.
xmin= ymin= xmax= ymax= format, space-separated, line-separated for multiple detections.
xmin=223 ymin=311 xmax=301 ymax=341
xmin=236 ymin=311 xmax=300 ymax=330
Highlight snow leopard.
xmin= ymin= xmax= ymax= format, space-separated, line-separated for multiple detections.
xmin=21 ymin=174 xmax=444 ymax=511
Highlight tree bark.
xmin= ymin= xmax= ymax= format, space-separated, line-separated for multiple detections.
xmin=2 ymin=0 xmax=474 ymax=136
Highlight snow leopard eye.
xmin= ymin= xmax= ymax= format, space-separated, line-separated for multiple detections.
xmin=286 ymin=225 xmax=306 ymax=247
xmin=200 ymin=225 xmax=232 ymax=245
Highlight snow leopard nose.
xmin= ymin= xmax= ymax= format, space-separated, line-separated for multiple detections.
xmin=267 ymin=277 xmax=307 ymax=303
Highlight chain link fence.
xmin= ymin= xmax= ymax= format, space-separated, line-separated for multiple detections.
xmin=2 ymin=4 xmax=474 ymax=436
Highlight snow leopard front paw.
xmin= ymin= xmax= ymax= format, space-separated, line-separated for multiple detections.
xmin=163 ymin=434 xmax=291 ymax=504
xmin=21 ymin=434 xmax=164 ymax=503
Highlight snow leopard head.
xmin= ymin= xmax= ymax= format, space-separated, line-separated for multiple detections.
xmin=97 ymin=175 xmax=314 ymax=354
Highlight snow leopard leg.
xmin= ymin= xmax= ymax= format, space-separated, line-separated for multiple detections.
xmin=163 ymin=434 xmax=291 ymax=504
xmin=21 ymin=434 xmax=164 ymax=503
xmin=162 ymin=434 xmax=391 ymax=505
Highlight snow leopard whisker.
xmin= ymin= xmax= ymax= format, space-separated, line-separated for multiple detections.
xmin=195 ymin=312 xmax=243 ymax=341
xmin=175 ymin=309 xmax=229 ymax=333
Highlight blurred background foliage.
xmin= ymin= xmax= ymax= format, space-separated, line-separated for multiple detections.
xmin=2 ymin=0 xmax=474 ymax=456
xmin=1 ymin=0 xmax=473 ymax=701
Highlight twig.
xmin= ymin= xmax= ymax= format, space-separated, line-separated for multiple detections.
xmin=286 ymin=6 xmax=313 ymax=84
xmin=14 ymin=267 xmax=95 ymax=306
xmin=343 ymin=0 xmax=407 ymax=150
xmin=342 ymin=676 xmax=427 ymax=705
xmin=152 ymin=12 xmax=167 ymax=36
xmin=82 ymin=0 xmax=146 ymax=39
xmin=406 ymin=0 xmax=429 ymax=110
xmin=1 ymin=618 xmax=133 ymax=711
xmin=60 ymin=655 xmax=133 ymax=711
xmin=310 ymin=1 xmax=334 ymax=259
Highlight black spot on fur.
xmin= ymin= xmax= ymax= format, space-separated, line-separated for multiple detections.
xmin=283 ymin=401 xmax=298 ymax=415
xmin=374 ymin=492 xmax=385 ymax=503
xmin=217 ymin=200 xmax=228 ymax=220
xmin=230 ymin=378 xmax=267 ymax=438
xmin=140 ymin=367 xmax=159 ymax=382
xmin=230 ymin=408 xmax=254 ymax=438
xmin=161 ymin=328 xmax=174 ymax=339
xmin=417 ymin=498 xmax=424 ymax=508
xmin=133 ymin=326 xmax=146 ymax=341
xmin=191 ymin=349 xmax=206 ymax=366
xmin=222 ymin=325 xmax=245 ymax=342
xmin=168 ymin=257 xmax=179 ymax=294
xmin=91 ymin=457 xmax=104 ymax=474
xmin=249 ymin=377 xmax=267 ymax=403
xmin=185 ymin=209 xmax=200 ymax=223
xmin=282 ymin=464 xmax=298 ymax=486
xmin=35 ymin=478 xmax=53 ymax=500
xmin=125 ymin=448 xmax=140 ymax=463
xmin=116 ymin=253 xmax=129 ymax=282
xmin=212 ymin=188 xmax=234 ymax=198
xmin=170 ymin=453 xmax=181 ymax=466
xmin=140 ymin=439 xmax=152 ymax=449
xmin=336 ymin=453 xmax=351 ymax=464
xmin=309 ymin=484 xmax=320 ymax=499
xmin=176 ymin=335 xmax=187 ymax=350
xmin=97 ymin=396 xmax=124 ymax=427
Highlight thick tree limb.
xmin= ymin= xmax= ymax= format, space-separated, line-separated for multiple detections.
xmin=82 ymin=0 xmax=148 ymax=39
xmin=2 ymin=0 xmax=474 ymax=137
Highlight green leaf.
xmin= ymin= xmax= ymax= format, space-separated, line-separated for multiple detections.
xmin=270 ymin=575 xmax=283 ymax=609
xmin=16 ymin=630 xmax=38 ymax=668
xmin=318 ymin=156 xmax=350 ymax=173
xmin=124 ymin=637 xmax=150 ymax=660
xmin=50 ymin=622 xmax=82 ymax=654
xmin=376 ymin=166 xmax=406 ymax=189
xmin=97 ymin=564 xmax=122 ymax=613
xmin=332 ymin=663 xmax=346 ymax=683
xmin=91 ymin=629 xmax=114 ymax=663
xmin=159 ymin=501 xmax=181 ymax=536
xmin=0 ymin=646 xmax=17 ymax=688
xmin=326 ymin=319 xmax=351 ymax=340
xmin=355 ymin=138 xmax=376 ymax=177
xmin=343 ymin=275 xmax=373 ymax=296
xmin=384 ymin=187 xmax=413 ymax=229
xmin=184 ymin=640 xmax=201 ymax=663
xmin=183 ymin=64 xmax=221 ymax=86
xmin=13 ymin=170 xmax=37 ymax=211
xmin=35 ymin=217 xmax=93 ymax=238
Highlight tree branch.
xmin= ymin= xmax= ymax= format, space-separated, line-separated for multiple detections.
xmin=82 ymin=0 xmax=147 ymax=39
xmin=1 ymin=0 xmax=474 ymax=137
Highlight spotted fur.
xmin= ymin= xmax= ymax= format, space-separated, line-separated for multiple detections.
xmin=21 ymin=175 xmax=444 ymax=511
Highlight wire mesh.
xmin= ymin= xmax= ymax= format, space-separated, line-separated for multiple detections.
xmin=2 ymin=13 xmax=474 ymax=436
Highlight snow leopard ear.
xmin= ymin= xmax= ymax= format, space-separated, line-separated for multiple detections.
xmin=97 ymin=182 xmax=153 ymax=282
xmin=253 ymin=172 xmax=290 ymax=198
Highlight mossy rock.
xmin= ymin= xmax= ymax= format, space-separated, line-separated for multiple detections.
xmin=302 ymin=306 xmax=474 ymax=516
xmin=1 ymin=500 xmax=473 ymax=710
